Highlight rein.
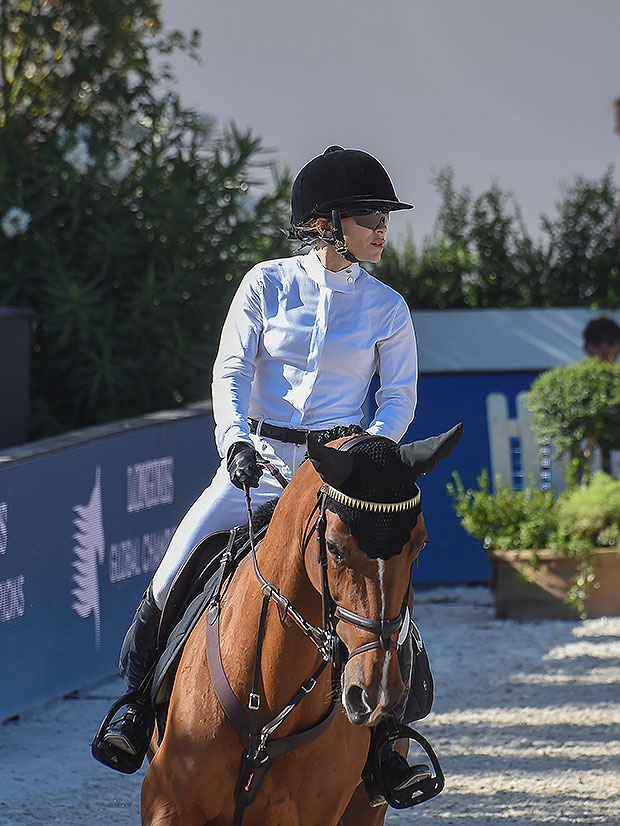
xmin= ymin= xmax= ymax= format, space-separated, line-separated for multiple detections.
xmin=245 ymin=488 xmax=335 ymax=662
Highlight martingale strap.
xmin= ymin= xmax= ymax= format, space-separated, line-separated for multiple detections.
xmin=205 ymin=598 xmax=340 ymax=824
xmin=205 ymin=601 xmax=339 ymax=755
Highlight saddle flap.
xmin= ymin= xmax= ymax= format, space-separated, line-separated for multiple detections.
xmin=151 ymin=524 xmax=270 ymax=715
xmin=158 ymin=530 xmax=232 ymax=648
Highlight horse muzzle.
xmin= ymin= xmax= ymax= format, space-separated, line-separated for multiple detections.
xmin=332 ymin=602 xmax=408 ymax=725
xmin=341 ymin=639 xmax=406 ymax=726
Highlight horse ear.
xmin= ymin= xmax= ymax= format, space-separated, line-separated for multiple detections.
xmin=399 ymin=422 xmax=464 ymax=480
xmin=307 ymin=434 xmax=354 ymax=487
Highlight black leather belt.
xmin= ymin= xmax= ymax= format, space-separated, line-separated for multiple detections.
xmin=248 ymin=418 xmax=309 ymax=445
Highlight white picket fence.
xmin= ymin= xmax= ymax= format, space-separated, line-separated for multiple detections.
xmin=486 ymin=391 xmax=620 ymax=491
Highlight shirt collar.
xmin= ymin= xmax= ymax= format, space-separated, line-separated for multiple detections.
xmin=301 ymin=251 xmax=361 ymax=293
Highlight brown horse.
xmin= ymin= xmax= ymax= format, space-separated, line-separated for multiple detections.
xmin=142 ymin=426 xmax=462 ymax=826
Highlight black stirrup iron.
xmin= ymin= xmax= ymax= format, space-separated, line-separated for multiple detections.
xmin=368 ymin=720 xmax=445 ymax=809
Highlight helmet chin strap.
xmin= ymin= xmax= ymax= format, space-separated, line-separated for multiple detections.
xmin=330 ymin=209 xmax=359 ymax=264
xmin=287 ymin=210 xmax=359 ymax=264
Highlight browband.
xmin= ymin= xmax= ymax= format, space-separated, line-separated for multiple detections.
xmin=320 ymin=482 xmax=420 ymax=513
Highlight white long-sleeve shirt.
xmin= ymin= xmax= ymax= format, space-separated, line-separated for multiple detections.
xmin=212 ymin=251 xmax=418 ymax=458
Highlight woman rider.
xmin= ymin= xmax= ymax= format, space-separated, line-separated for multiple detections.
xmin=99 ymin=145 xmax=423 ymax=805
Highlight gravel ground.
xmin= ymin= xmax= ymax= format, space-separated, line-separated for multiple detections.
xmin=1 ymin=586 xmax=619 ymax=825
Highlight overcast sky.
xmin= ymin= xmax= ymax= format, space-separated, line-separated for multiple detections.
xmin=159 ymin=0 xmax=620 ymax=245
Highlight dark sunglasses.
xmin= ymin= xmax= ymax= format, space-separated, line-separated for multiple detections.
xmin=339 ymin=209 xmax=389 ymax=230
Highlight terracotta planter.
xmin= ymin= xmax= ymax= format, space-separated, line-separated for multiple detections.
xmin=488 ymin=548 xmax=620 ymax=620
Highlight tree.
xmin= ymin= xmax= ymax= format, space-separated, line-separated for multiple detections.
xmin=0 ymin=1 xmax=291 ymax=438
xmin=373 ymin=167 xmax=618 ymax=311
xmin=538 ymin=170 xmax=620 ymax=307
xmin=0 ymin=0 xmax=210 ymax=133
xmin=527 ymin=358 xmax=620 ymax=482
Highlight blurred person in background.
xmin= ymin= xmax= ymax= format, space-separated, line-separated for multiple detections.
xmin=583 ymin=316 xmax=620 ymax=361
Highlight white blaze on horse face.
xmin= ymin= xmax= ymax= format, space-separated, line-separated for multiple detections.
xmin=378 ymin=559 xmax=386 ymax=615
xmin=377 ymin=560 xmax=392 ymax=704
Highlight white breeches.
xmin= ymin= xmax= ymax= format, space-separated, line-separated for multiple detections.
xmin=151 ymin=435 xmax=310 ymax=608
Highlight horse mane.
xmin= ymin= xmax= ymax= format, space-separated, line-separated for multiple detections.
xmin=308 ymin=424 xmax=363 ymax=448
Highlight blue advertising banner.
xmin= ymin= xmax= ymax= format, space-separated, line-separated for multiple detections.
xmin=407 ymin=371 xmax=540 ymax=585
xmin=0 ymin=407 xmax=219 ymax=720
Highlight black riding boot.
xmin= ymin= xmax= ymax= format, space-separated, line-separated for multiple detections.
xmin=101 ymin=586 xmax=161 ymax=763
xmin=363 ymin=723 xmax=432 ymax=808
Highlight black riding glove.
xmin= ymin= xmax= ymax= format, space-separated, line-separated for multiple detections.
xmin=227 ymin=442 xmax=263 ymax=489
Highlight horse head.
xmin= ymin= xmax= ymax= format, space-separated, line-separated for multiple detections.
xmin=306 ymin=423 xmax=463 ymax=726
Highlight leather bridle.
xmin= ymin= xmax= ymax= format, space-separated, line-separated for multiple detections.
xmin=305 ymin=488 xmax=412 ymax=663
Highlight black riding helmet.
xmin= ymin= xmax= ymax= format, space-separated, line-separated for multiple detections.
xmin=289 ymin=146 xmax=413 ymax=263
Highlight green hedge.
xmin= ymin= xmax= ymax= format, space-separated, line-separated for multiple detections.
xmin=0 ymin=1 xmax=291 ymax=438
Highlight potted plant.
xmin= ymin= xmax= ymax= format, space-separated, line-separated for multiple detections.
xmin=449 ymin=357 xmax=620 ymax=619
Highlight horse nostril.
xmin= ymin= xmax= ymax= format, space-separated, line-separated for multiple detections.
xmin=345 ymin=684 xmax=373 ymax=717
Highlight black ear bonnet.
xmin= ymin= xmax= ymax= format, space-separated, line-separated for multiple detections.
xmin=324 ymin=437 xmax=421 ymax=560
